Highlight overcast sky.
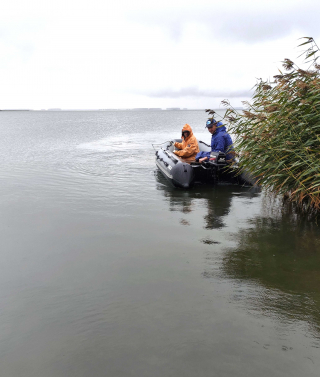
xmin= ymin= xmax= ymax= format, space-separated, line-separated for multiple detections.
xmin=1 ymin=0 xmax=319 ymax=109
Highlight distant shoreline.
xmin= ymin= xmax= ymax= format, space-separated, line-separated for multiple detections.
xmin=1 ymin=108 xmax=243 ymax=112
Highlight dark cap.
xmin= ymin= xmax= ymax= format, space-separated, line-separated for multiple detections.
xmin=206 ymin=118 xmax=218 ymax=128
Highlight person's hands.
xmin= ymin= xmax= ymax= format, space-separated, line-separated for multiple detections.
xmin=199 ymin=157 xmax=208 ymax=163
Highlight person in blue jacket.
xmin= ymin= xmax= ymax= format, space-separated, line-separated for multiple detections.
xmin=196 ymin=118 xmax=235 ymax=162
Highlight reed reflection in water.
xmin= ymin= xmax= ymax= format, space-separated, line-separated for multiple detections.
xmin=220 ymin=201 xmax=320 ymax=340
xmin=157 ymin=171 xmax=320 ymax=349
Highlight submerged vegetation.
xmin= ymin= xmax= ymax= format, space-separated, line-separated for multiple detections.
xmin=209 ymin=38 xmax=320 ymax=213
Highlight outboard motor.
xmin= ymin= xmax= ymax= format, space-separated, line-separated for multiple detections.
xmin=200 ymin=152 xmax=228 ymax=183
xmin=208 ymin=151 xmax=227 ymax=165
xmin=202 ymin=151 xmax=227 ymax=167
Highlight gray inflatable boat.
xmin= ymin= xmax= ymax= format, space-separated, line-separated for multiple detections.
xmin=153 ymin=139 xmax=256 ymax=189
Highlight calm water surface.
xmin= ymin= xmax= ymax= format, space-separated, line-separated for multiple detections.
xmin=1 ymin=110 xmax=320 ymax=376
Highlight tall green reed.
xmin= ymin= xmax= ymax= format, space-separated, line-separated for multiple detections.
xmin=209 ymin=38 xmax=320 ymax=213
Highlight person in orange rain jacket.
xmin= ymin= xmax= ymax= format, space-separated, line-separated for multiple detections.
xmin=173 ymin=124 xmax=200 ymax=160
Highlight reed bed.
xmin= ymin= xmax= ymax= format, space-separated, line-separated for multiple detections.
xmin=211 ymin=38 xmax=320 ymax=213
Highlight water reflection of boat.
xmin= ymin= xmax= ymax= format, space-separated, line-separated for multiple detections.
xmin=155 ymin=170 xmax=260 ymax=230
xmin=153 ymin=139 xmax=256 ymax=189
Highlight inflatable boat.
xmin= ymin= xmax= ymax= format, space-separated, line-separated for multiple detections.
xmin=153 ymin=139 xmax=256 ymax=189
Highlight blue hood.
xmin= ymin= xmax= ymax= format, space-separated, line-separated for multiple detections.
xmin=214 ymin=123 xmax=226 ymax=134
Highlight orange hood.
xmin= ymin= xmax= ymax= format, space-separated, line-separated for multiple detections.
xmin=182 ymin=124 xmax=193 ymax=140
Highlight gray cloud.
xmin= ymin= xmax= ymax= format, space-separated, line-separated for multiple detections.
xmin=144 ymin=87 xmax=253 ymax=98
xmin=127 ymin=1 xmax=320 ymax=43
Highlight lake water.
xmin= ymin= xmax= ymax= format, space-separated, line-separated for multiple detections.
xmin=1 ymin=110 xmax=320 ymax=376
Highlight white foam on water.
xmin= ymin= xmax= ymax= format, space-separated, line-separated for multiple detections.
xmin=77 ymin=131 xmax=210 ymax=153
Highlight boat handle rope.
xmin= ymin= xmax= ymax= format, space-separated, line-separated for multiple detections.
xmin=151 ymin=140 xmax=173 ymax=151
